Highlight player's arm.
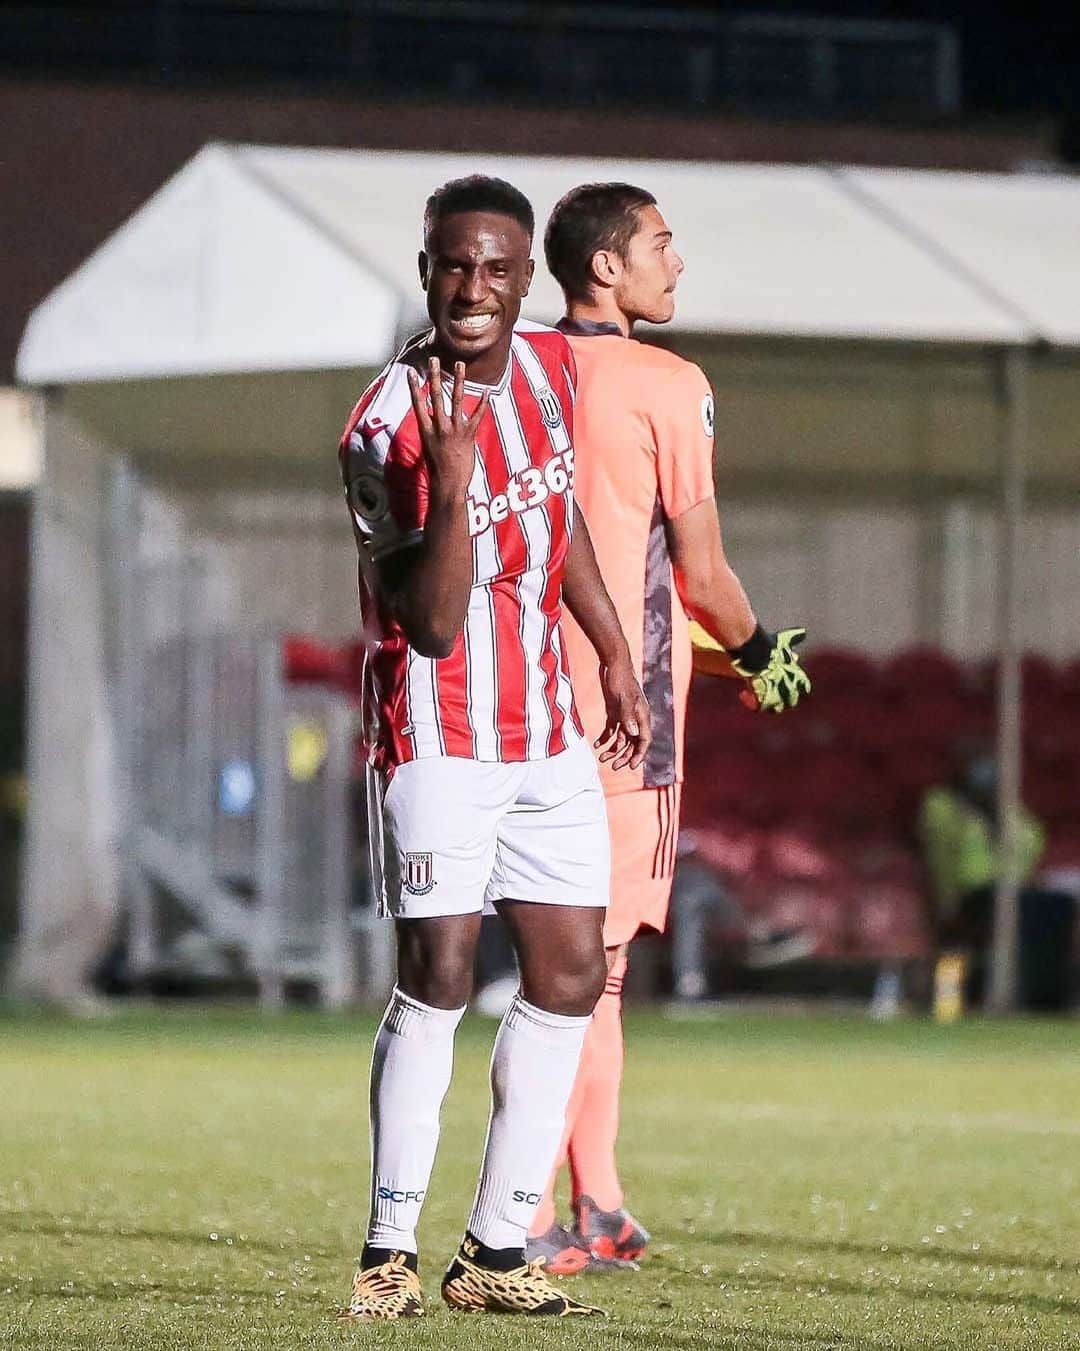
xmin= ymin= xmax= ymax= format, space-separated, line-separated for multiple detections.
xmin=374 ymin=358 xmax=489 ymax=660
xmin=667 ymin=497 xmax=756 ymax=650
xmin=668 ymin=500 xmax=810 ymax=711
xmin=654 ymin=361 xmax=809 ymax=711
xmin=562 ymin=502 xmax=651 ymax=771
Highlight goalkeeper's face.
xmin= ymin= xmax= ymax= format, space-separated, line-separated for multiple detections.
xmin=614 ymin=204 xmax=684 ymax=326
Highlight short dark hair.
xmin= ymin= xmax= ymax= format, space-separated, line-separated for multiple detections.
xmin=544 ymin=183 xmax=657 ymax=301
xmin=423 ymin=175 xmax=535 ymax=249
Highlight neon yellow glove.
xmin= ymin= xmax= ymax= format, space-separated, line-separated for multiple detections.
xmin=730 ymin=626 xmax=811 ymax=713
xmin=688 ymin=620 xmax=739 ymax=679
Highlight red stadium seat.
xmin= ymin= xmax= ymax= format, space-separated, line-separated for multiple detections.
xmin=847 ymin=831 xmax=924 ymax=884
xmin=682 ymin=817 xmax=764 ymax=880
xmin=1060 ymin=657 xmax=1080 ymax=702
xmin=761 ymin=824 xmax=839 ymax=881
xmin=1041 ymin=825 xmax=1080 ymax=873
xmin=805 ymin=694 xmax=906 ymax=758
xmin=743 ymin=875 xmax=851 ymax=958
xmin=980 ymin=653 xmax=1063 ymax=704
xmin=681 ymin=748 xmax=771 ymax=826
xmin=685 ymin=688 xmax=763 ymax=757
xmin=882 ymin=646 xmax=969 ymax=700
xmin=1023 ymin=767 xmax=1080 ymax=827
xmin=849 ymin=878 xmax=931 ymax=959
xmin=891 ymin=694 xmax=991 ymax=751
xmin=800 ymin=646 xmax=881 ymax=699
xmin=784 ymin=750 xmax=896 ymax=830
xmin=884 ymin=745 xmax=953 ymax=828
xmin=338 ymin=640 xmax=366 ymax=698
xmin=282 ymin=634 xmax=340 ymax=684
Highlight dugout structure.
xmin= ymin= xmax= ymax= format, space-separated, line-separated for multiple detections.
xmin=15 ymin=145 xmax=1080 ymax=1010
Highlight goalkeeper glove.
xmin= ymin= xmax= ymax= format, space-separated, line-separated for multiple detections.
xmin=729 ymin=624 xmax=811 ymax=713
xmin=688 ymin=620 xmax=739 ymax=679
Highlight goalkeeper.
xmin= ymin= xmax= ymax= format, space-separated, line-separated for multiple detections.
xmin=526 ymin=182 xmax=810 ymax=1276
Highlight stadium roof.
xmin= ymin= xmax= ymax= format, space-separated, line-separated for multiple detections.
xmin=17 ymin=143 xmax=1080 ymax=385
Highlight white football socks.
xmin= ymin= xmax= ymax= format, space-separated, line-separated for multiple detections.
xmin=467 ymin=993 xmax=591 ymax=1251
xmin=366 ymin=987 xmax=466 ymax=1254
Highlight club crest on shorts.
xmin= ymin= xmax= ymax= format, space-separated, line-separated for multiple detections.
xmin=403 ymin=852 xmax=435 ymax=895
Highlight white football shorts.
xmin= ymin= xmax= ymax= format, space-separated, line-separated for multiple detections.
xmin=370 ymin=738 xmax=611 ymax=919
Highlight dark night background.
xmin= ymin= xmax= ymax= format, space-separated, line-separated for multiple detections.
xmin=1 ymin=0 xmax=1078 ymax=377
xmin=1 ymin=2 xmax=1077 ymax=134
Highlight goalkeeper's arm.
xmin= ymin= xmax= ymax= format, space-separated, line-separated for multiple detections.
xmin=667 ymin=498 xmax=810 ymax=711
xmin=667 ymin=498 xmax=756 ymax=650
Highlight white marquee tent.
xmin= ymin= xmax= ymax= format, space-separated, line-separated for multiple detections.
xmin=15 ymin=145 xmax=1080 ymax=1009
xmin=23 ymin=144 xmax=1073 ymax=387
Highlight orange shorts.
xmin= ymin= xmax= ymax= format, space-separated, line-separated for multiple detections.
xmin=602 ymin=784 xmax=682 ymax=947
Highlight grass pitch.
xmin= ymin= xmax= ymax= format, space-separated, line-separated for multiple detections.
xmin=1 ymin=1008 xmax=1077 ymax=1351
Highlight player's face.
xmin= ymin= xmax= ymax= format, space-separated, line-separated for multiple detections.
xmin=420 ymin=211 xmax=535 ymax=383
xmin=614 ymin=205 xmax=684 ymax=326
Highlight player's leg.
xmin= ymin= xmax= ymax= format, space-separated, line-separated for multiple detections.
xmin=529 ymin=786 xmax=677 ymax=1270
xmin=441 ymin=741 xmax=609 ymax=1316
xmin=340 ymin=760 xmax=501 ymax=1322
xmin=362 ymin=914 xmax=481 ymax=1262
xmin=469 ymin=901 xmax=606 ymax=1250
xmin=566 ymin=943 xmax=634 ymax=1217
xmin=441 ymin=901 xmax=606 ymax=1316
xmin=526 ymin=941 xmax=631 ymax=1274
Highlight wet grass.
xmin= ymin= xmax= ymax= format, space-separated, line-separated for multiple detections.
xmin=1 ymin=1007 xmax=1077 ymax=1349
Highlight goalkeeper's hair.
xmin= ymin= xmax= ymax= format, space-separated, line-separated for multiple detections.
xmin=423 ymin=175 xmax=535 ymax=248
xmin=544 ymin=183 xmax=657 ymax=302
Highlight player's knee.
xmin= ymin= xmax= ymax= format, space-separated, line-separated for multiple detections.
xmin=397 ymin=959 xmax=473 ymax=1010
xmin=536 ymin=944 xmax=607 ymax=1017
xmin=396 ymin=930 xmax=474 ymax=1010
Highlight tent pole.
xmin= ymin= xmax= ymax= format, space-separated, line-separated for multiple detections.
xmin=988 ymin=344 xmax=1029 ymax=1016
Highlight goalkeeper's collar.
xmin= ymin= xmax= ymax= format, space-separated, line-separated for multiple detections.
xmin=556 ymin=317 xmax=623 ymax=338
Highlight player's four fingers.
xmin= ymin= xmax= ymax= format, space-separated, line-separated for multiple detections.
xmin=607 ymin=730 xmax=634 ymax=770
xmin=407 ymin=366 xmax=434 ymax=435
xmin=623 ymin=721 xmax=648 ymax=769
xmin=427 ymin=357 xmax=446 ymax=429
xmin=450 ymin=360 xmax=465 ymax=425
xmin=609 ymin=701 xmax=644 ymax=770
xmin=635 ymin=693 xmax=652 ymax=738
xmin=614 ymin=731 xmax=638 ymax=771
xmin=594 ymin=723 xmax=618 ymax=753
xmin=628 ymin=697 xmax=652 ymax=770
xmin=597 ymin=723 xmax=627 ymax=764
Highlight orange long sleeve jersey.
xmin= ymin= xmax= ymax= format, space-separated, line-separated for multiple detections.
xmin=558 ymin=320 xmax=716 ymax=798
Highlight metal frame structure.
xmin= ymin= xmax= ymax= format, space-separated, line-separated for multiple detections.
xmin=105 ymin=462 xmax=368 ymax=1007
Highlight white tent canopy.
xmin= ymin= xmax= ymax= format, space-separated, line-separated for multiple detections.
xmin=842 ymin=167 xmax=1080 ymax=345
xmin=24 ymin=144 xmax=1080 ymax=388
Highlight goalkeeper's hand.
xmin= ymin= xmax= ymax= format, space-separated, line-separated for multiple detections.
xmin=730 ymin=625 xmax=811 ymax=713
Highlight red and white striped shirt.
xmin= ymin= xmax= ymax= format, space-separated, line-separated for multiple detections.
xmin=340 ymin=321 xmax=584 ymax=772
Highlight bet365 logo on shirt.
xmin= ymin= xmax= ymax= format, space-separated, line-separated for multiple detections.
xmin=467 ymin=448 xmax=575 ymax=538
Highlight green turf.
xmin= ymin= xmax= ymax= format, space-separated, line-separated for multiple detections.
xmin=1 ymin=1008 xmax=1078 ymax=1350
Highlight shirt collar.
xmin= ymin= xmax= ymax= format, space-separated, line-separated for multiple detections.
xmin=556 ymin=317 xmax=625 ymax=338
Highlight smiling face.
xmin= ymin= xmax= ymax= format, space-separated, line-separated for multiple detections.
xmin=419 ymin=211 xmax=535 ymax=384
xmin=610 ymin=204 xmax=684 ymax=326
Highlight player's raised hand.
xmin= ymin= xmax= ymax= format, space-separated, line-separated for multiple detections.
xmin=596 ymin=656 xmax=651 ymax=772
xmin=408 ymin=357 xmax=489 ymax=494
